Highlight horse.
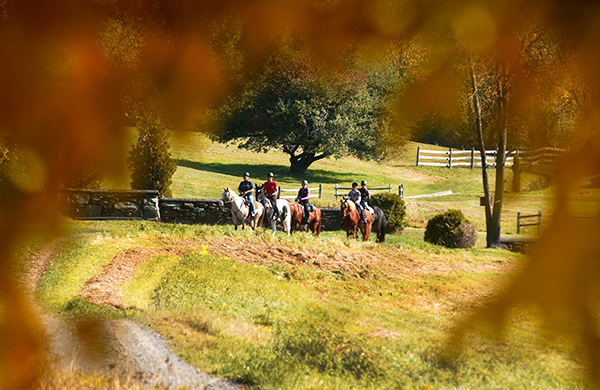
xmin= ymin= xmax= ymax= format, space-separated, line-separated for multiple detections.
xmin=340 ymin=197 xmax=372 ymax=241
xmin=255 ymin=185 xmax=291 ymax=236
xmin=219 ymin=187 xmax=264 ymax=230
xmin=369 ymin=205 xmax=388 ymax=243
xmin=287 ymin=200 xmax=322 ymax=236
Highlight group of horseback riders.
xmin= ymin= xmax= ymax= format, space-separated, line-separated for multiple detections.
xmin=238 ymin=172 xmax=372 ymax=225
xmin=237 ymin=171 xmax=312 ymax=224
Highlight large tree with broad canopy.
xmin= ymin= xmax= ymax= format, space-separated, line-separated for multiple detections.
xmin=214 ymin=47 xmax=405 ymax=173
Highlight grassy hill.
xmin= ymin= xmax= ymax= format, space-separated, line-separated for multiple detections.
xmin=164 ymin=133 xmax=559 ymax=234
xmin=103 ymin=130 xmax=599 ymax=234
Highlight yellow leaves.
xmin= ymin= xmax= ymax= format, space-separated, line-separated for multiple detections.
xmin=6 ymin=147 xmax=47 ymax=193
xmin=454 ymin=4 xmax=498 ymax=52
xmin=200 ymin=244 xmax=209 ymax=255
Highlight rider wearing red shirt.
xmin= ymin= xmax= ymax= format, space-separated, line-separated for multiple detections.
xmin=263 ymin=172 xmax=280 ymax=221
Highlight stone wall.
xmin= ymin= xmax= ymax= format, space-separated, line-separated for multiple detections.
xmin=60 ymin=189 xmax=344 ymax=231
xmin=60 ymin=189 xmax=160 ymax=221
xmin=159 ymin=198 xmax=232 ymax=225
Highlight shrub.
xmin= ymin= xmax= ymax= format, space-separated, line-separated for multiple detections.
xmin=369 ymin=192 xmax=406 ymax=232
xmin=524 ymin=178 xmax=549 ymax=192
xmin=128 ymin=115 xmax=178 ymax=197
xmin=452 ymin=220 xmax=478 ymax=248
xmin=424 ymin=209 xmax=476 ymax=248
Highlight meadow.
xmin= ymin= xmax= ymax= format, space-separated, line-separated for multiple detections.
xmin=29 ymin=133 xmax=600 ymax=388
xmin=164 ymin=132 xmax=560 ymax=234
xmin=33 ymin=220 xmax=586 ymax=389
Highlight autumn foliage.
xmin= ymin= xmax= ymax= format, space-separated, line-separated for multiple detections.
xmin=0 ymin=0 xmax=599 ymax=388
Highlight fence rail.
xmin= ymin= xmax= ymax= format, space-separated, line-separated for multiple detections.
xmin=517 ymin=210 xmax=542 ymax=234
xmin=278 ymin=184 xmax=322 ymax=200
xmin=416 ymin=146 xmax=565 ymax=168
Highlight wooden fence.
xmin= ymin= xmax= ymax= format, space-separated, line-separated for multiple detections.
xmin=517 ymin=210 xmax=542 ymax=234
xmin=416 ymin=146 xmax=566 ymax=168
xmin=278 ymin=184 xmax=322 ymax=200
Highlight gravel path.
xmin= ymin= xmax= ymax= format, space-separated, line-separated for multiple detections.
xmin=24 ymin=242 xmax=242 ymax=390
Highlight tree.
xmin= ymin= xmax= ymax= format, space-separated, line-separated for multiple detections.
xmin=127 ymin=114 xmax=178 ymax=197
xmin=215 ymin=46 xmax=404 ymax=173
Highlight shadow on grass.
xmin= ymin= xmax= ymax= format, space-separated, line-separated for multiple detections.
xmin=178 ymin=159 xmax=359 ymax=185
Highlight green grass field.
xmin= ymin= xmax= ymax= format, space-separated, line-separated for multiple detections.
xmin=31 ymin=133 xmax=600 ymax=388
xmin=104 ymin=131 xmax=573 ymax=234
xmin=33 ymin=220 xmax=587 ymax=389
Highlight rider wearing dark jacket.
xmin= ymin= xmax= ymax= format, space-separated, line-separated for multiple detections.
xmin=295 ymin=180 xmax=310 ymax=224
xmin=238 ymin=172 xmax=256 ymax=217
xmin=348 ymin=182 xmax=365 ymax=223
xmin=359 ymin=180 xmax=370 ymax=212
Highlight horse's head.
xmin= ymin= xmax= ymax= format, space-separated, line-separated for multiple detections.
xmin=340 ymin=197 xmax=355 ymax=218
xmin=255 ymin=185 xmax=264 ymax=201
xmin=219 ymin=187 xmax=232 ymax=206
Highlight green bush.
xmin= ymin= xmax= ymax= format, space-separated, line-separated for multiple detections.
xmin=128 ymin=114 xmax=178 ymax=197
xmin=369 ymin=192 xmax=406 ymax=232
xmin=424 ymin=209 xmax=476 ymax=248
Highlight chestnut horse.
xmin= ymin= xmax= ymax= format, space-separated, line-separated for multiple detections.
xmin=340 ymin=197 xmax=372 ymax=241
xmin=287 ymin=200 xmax=322 ymax=236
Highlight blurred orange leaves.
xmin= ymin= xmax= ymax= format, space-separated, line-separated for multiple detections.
xmin=0 ymin=0 xmax=600 ymax=388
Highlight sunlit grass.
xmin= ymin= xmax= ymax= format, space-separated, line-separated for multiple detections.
xmin=32 ymin=220 xmax=589 ymax=389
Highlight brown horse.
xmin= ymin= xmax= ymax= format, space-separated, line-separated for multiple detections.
xmin=340 ymin=197 xmax=372 ymax=241
xmin=287 ymin=200 xmax=322 ymax=236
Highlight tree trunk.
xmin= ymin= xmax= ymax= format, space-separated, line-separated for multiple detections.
xmin=288 ymin=151 xmax=328 ymax=174
xmin=469 ymin=62 xmax=493 ymax=244
xmin=489 ymin=70 xmax=509 ymax=248
xmin=512 ymin=151 xmax=521 ymax=192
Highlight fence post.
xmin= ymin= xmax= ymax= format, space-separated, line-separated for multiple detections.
xmin=388 ymin=184 xmax=391 ymax=193
xmin=470 ymin=147 xmax=474 ymax=169
xmin=277 ymin=187 xmax=281 ymax=199
xmin=399 ymin=184 xmax=404 ymax=199
xmin=416 ymin=146 xmax=420 ymax=166
xmin=334 ymin=184 xmax=338 ymax=199
xmin=517 ymin=212 xmax=521 ymax=234
xmin=448 ymin=147 xmax=452 ymax=168
xmin=541 ymin=149 xmax=546 ymax=167
xmin=538 ymin=210 xmax=542 ymax=234
xmin=319 ymin=184 xmax=322 ymax=199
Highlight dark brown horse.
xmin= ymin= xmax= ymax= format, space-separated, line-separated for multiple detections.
xmin=340 ymin=197 xmax=372 ymax=241
xmin=287 ymin=200 xmax=322 ymax=236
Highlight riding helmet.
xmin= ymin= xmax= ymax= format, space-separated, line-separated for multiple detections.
xmin=361 ymin=180 xmax=367 ymax=186
xmin=268 ymin=172 xmax=273 ymax=177
xmin=302 ymin=179 xmax=308 ymax=185
xmin=243 ymin=172 xmax=250 ymax=177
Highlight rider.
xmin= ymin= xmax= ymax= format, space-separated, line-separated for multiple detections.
xmin=238 ymin=172 xmax=256 ymax=217
xmin=359 ymin=180 xmax=371 ymax=213
xmin=348 ymin=182 xmax=365 ymax=223
xmin=295 ymin=179 xmax=310 ymax=224
xmin=263 ymin=172 xmax=280 ymax=221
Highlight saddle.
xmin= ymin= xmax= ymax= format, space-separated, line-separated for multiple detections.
xmin=302 ymin=203 xmax=315 ymax=220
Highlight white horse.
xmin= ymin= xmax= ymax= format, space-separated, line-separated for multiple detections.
xmin=219 ymin=187 xmax=264 ymax=230
xmin=255 ymin=185 xmax=291 ymax=236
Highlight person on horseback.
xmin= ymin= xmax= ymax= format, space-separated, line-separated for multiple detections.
xmin=348 ymin=182 xmax=365 ymax=223
xmin=295 ymin=179 xmax=310 ymax=224
xmin=238 ymin=172 xmax=256 ymax=217
xmin=359 ymin=180 xmax=371 ymax=212
xmin=263 ymin=172 xmax=280 ymax=221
